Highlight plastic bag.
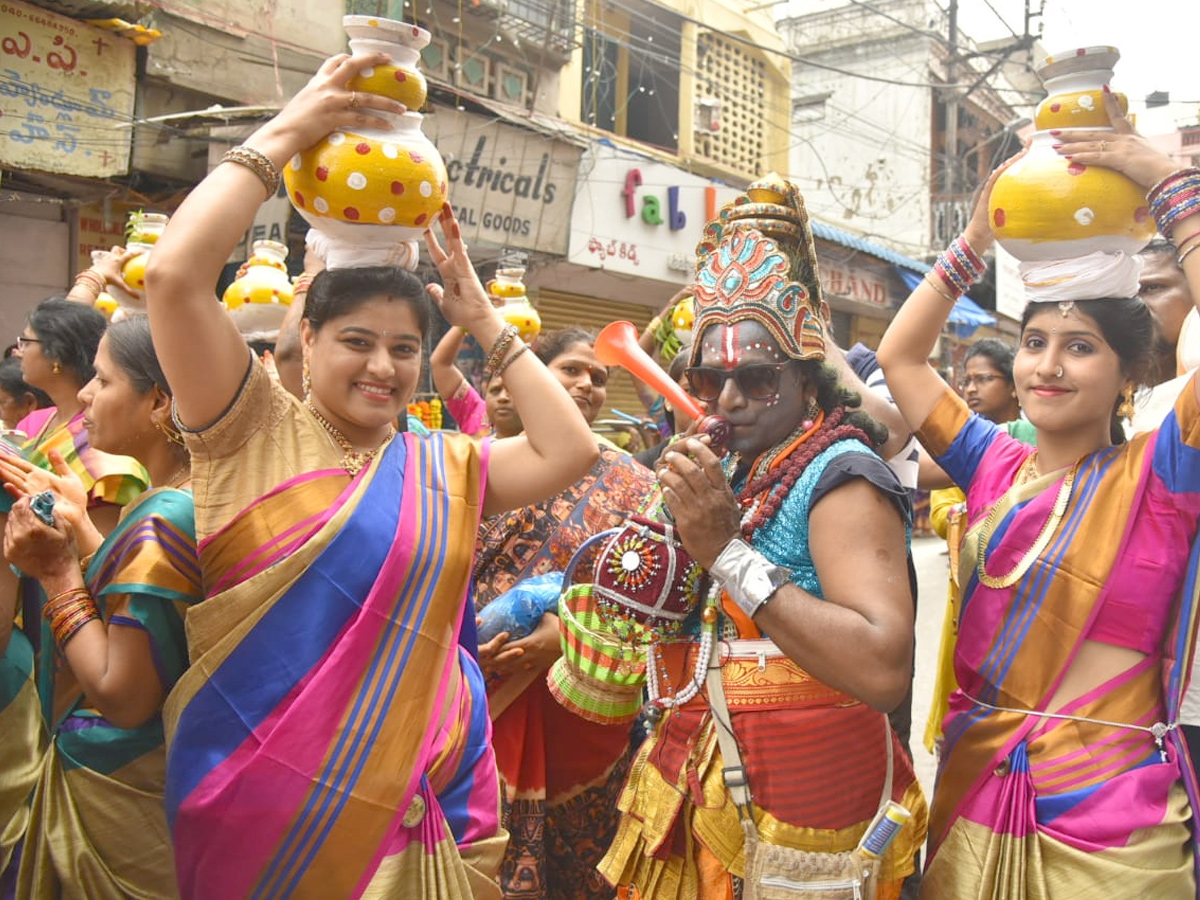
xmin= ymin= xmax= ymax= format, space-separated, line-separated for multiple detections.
xmin=477 ymin=572 xmax=564 ymax=644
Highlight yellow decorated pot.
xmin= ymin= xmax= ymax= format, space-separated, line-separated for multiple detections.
xmin=284 ymin=114 xmax=446 ymax=231
xmin=284 ymin=16 xmax=444 ymax=269
xmin=344 ymin=16 xmax=429 ymax=110
xmin=94 ymin=293 xmax=118 ymax=318
xmin=670 ymin=295 xmax=695 ymax=335
xmin=989 ymin=46 xmax=1153 ymax=261
xmin=121 ymin=241 xmax=153 ymax=290
xmin=348 ymin=65 xmax=426 ymax=111
xmin=487 ymin=267 xmax=527 ymax=299
xmin=499 ymin=298 xmax=541 ymax=343
xmin=223 ymin=240 xmax=294 ymax=312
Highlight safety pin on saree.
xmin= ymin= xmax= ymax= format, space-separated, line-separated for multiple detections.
xmin=964 ymin=693 xmax=1176 ymax=762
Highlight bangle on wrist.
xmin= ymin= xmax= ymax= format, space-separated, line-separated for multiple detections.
xmin=43 ymin=586 xmax=100 ymax=646
xmin=1148 ymin=167 xmax=1200 ymax=235
xmin=493 ymin=342 xmax=528 ymax=379
xmin=482 ymin=324 xmax=520 ymax=380
xmin=924 ymin=272 xmax=958 ymax=304
xmin=221 ymin=145 xmax=282 ymax=200
xmin=708 ymin=538 xmax=791 ymax=619
xmin=293 ymin=272 xmax=316 ymax=295
xmin=74 ymin=270 xmax=106 ymax=296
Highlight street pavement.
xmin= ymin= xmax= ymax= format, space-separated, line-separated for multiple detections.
xmin=909 ymin=534 xmax=952 ymax=801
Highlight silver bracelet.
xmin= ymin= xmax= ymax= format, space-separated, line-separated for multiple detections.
xmin=709 ymin=538 xmax=792 ymax=619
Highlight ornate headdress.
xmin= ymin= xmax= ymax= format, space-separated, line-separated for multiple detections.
xmin=688 ymin=173 xmax=827 ymax=366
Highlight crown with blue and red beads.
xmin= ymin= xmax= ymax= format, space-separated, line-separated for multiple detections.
xmin=689 ymin=173 xmax=827 ymax=364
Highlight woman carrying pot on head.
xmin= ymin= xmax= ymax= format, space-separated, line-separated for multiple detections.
xmin=569 ymin=177 xmax=926 ymax=899
xmin=144 ymin=51 xmax=599 ymax=899
xmin=1 ymin=315 xmax=199 ymax=898
xmin=471 ymin=325 xmax=656 ymax=900
xmin=877 ymin=93 xmax=1200 ymax=896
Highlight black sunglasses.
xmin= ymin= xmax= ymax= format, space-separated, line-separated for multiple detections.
xmin=685 ymin=363 xmax=793 ymax=402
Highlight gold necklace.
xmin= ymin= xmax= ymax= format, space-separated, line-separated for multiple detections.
xmin=305 ymin=400 xmax=394 ymax=476
xmin=975 ymin=458 xmax=1079 ymax=590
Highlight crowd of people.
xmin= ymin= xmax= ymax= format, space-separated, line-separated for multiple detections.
xmin=2 ymin=48 xmax=1200 ymax=900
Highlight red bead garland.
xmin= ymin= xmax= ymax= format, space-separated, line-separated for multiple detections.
xmin=736 ymin=406 xmax=875 ymax=540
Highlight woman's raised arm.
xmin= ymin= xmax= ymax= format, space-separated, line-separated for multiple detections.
xmin=424 ymin=210 xmax=598 ymax=516
xmin=877 ymin=160 xmax=1014 ymax=431
xmin=145 ymin=53 xmax=403 ymax=430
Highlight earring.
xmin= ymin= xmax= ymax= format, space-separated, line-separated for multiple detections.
xmin=1118 ymin=386 xmax=1136 ymax=421
xmin=801 ymin=399 xmax=820 ymax=431
xmin=154 ymin=418 xmax=187 ymax=448
xmin=302 ymin=355 xmax=312 ymax=400
xmin=51 ymin=361 xmax=61 ymax=374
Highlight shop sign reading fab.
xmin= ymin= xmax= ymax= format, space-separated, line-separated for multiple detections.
xmin=423 ymin=107 xmax=579 ymax=256
xmin=1 ymin=0 xmax=135 ymax=177
xmin=567 ymin=150 xmax=740 ymax=282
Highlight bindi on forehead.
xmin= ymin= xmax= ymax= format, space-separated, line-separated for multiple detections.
xmin=701 ymin=324 xmax=787 ymax=369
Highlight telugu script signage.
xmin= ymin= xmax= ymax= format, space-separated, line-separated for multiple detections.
xmin=1 ymin=0 xmax=136 ymax=177
xmin=423 ymin=107 xmax=579 ymax=256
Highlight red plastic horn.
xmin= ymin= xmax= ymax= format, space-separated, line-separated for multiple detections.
xmin=594 ymin=320 xmax=730 ymax=452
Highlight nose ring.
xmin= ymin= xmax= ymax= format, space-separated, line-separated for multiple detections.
xmin=1054 ymin=365 xmax=1063 ymax=379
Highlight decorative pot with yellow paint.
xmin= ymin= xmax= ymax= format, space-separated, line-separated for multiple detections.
xmin=283 ymin=16 xmax=446 ymax=270
xmin=487 ymin=267 xmax=541 ymax=342
xmin=988 ymin=46 xmax=1153 ymax=261
xmin=223 ymin=240 xmax=294 ymax=338
xmin=120 ymin=213 xmax=169 ymax=291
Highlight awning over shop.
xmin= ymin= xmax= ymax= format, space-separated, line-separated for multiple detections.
xmin=895 ymin=268 xmax=995 ymax=338
xmin=811 ymin=221 xmax=927 ymax=272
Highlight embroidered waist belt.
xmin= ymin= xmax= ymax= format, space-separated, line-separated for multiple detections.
xmin=657 ymin=639 xmax=858 ymax=711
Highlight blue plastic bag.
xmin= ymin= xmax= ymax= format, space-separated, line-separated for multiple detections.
xmin=477 ymin=572 xmax=564 ymax=644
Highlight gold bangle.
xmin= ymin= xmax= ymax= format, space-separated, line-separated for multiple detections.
xmin=1180 ymin=240 xmax=1200 ymax=267
xmin=924 ymin=271 xmax=959 ymax=304
xmin=646 ymin=316 xmax=662 ymax=334
xmin=73 ymin=270 xmax=105 ymax=296
xmin=493 ymin=342 xmax=529 ymax=378
xmin=221 ymin=145 xmax=281 ymax=200
xmin=43 ymin=587 xmax=91 ymax=620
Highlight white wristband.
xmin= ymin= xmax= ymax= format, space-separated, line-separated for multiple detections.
xmin=709 ymin=538 xmax=791 ymax=619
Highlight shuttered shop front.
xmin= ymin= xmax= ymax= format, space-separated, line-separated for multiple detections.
xmin=534 ymin=290 xmax=659 ymax=434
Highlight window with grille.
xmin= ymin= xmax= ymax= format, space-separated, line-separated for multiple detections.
xmin=695 ymin=32 xmax=767 ymax=177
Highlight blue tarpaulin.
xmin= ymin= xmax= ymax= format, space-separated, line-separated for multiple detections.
xmin=895 ymin=268 xmax=995 ymax=338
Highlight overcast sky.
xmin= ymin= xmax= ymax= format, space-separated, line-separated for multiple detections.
xmin=959 ymin=0 xmax=1199 ymax=134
